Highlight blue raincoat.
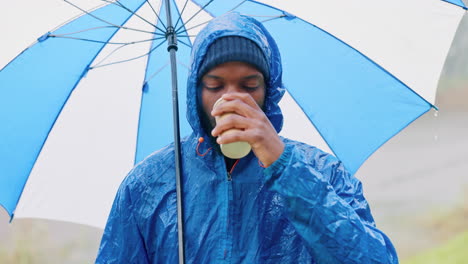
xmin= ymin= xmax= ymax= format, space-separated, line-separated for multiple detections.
xmin=96 ymin=13 xmax=398 ymax=264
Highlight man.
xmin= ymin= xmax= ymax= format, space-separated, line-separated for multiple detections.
xmin=96 ymin=12 xmax=398 ymax=263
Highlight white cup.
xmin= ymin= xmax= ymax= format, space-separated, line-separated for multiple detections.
xmin=213 ymin=98 xmax=252 ymax=159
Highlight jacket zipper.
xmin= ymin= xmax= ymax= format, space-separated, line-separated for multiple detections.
xmin=224 ymin=176 xmax=233 ymax=262
xmin=223 ymin=160 xmax=238 ymax=262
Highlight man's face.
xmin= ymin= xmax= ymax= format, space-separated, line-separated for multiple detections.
xmin=199 ymin=61 xmax=266 ymax=132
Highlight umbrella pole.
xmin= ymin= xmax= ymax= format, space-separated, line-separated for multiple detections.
xmin=164 ymin=0 xmax=185 ymax=263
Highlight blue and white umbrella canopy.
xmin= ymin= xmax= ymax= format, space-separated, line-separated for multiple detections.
xmin=0 ymin=0 xmax=466 ymax=228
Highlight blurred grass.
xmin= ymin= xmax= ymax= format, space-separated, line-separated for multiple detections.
xmin=402 ymin=231 xmax=468 ymax=264
xmin=0 ymin=213 xmax=103 ymax=264
xmin=399 ymin=193 xmax=468 ymax=263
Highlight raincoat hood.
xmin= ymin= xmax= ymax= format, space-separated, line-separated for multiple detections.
xmin=186 ymin=12 xmax=285 ymax=138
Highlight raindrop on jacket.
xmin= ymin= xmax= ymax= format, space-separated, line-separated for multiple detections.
xmin=96 ymin=12 xmax=398 ymax=264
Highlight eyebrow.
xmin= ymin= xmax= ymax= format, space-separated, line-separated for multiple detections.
xmin=203 ymin=74 xmax=223 ymax=80
xmin=203 ymin=74 xmax=262 ymax=80
xmin=242 ymin=74 xmax=263 ymax=80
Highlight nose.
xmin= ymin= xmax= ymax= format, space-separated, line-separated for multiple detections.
xmin=224 ymin=83 xmax=244 ymax=94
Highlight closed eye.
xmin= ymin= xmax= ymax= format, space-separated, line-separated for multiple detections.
xmin=242 ymin=85 xmax=260 ymax=92
xmin=203 ymin=85 xmax=223 ymax=91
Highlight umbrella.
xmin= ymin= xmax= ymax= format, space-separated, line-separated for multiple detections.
xmin=1 ymin=0 xmax=466 ymax=245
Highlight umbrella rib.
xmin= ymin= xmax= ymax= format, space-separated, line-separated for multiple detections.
xmin=49 ymin=35 xmax=163 ymax=45
xmin=90 ymin=38 xmax=167 ymax=69
xmin=63 ymin=0 xmax=123 ymax=28
xmin=245 ymin=14 xmax=285 ymax=18
xmin=63 ymin=0 xmax=161 ymax=36
xmin=104 ymin=44 xmax=135 ymax=65
xmin=175 ymin=0 xmax=247 ymax=35
xmin=49 ymin=2 xmax=108 ymax=32
xmin=101 ymin=0 xmax=166 ymax=34
xmin=175 ymin=0 xmax=215 ymax=33
xmin=93 ymin=42 xmax=135 ymax=67
xmin=173 ymin=0 xmax=190 ymax=29
xmin=176 ymin=58 xmax=190 ymax=70
xmin=178 ymin=39 xmax=192 ymax=48
xmin=228 ymin=0 xmax=247 ymax=13
xmin=144 ymin=57 xmax=190 ymax=85
xmin=145 ymin=60 xmax=170 ymax=83
xmin=260 ymin=15 xmax=286 ymax=24
xmin=177 ymin=35 xmax=197 ymax=38
xmin=51 ymin=25 xmax=162 ymax=37
xmin=51 ymin=25 xmax=117 ymax=36
xmin=144 ymin=0 xmax=168 ymax=30
xmin=91 ymin=36 xmax=164 ymax=68
xmin=176 ymin=19 xmax=210 ymax=35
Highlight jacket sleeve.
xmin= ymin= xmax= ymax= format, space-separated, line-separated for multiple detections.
xmin=95 ymin=179 xmax=149 ymax=264
xmin=263 ymin=142 xmax=398 ymax=264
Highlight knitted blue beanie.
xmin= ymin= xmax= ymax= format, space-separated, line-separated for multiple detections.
xmin=197 ymin=36 xmax=270 ymax=82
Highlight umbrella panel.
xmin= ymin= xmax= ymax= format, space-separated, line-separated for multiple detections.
xmin=136 ymin=0 xmax=192 ymax=163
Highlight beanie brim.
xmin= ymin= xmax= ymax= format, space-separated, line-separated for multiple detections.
xmin=197 ymin=36 xmax=270 ymax=82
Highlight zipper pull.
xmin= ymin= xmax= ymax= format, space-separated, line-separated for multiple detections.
xmin=226 ymin=159 xmax=239 ymax=181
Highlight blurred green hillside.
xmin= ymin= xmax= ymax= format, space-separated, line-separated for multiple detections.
xmin=403 ymin=231 xmax=468 ymax=264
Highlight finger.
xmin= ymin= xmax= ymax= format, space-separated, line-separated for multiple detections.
xmin=211 ymin=113 xmax=250 ymax=137
xmin=221 ymin=92 xmax=260 ymax=109
xmin=216 ymin=126 xmax=263 ymax=146
xmin=211 ymin=99 xmax=253 ymax=118
xmin=211 ymin=92 xmax=259 ymax=115
xmin=216 ymin=129 xmax=245 ymax=145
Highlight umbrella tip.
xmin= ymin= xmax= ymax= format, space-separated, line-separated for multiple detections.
xmin=38 ymin=32 xmax=51 ymax=42
xmin=142 ymin=82 xmax=149 ymax=93
xmin=282 ymin=11 xmax=296 ymax=21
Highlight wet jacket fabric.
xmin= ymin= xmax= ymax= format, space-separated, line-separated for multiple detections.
xmin=96 ymin=12 xmax=398 ymax=264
